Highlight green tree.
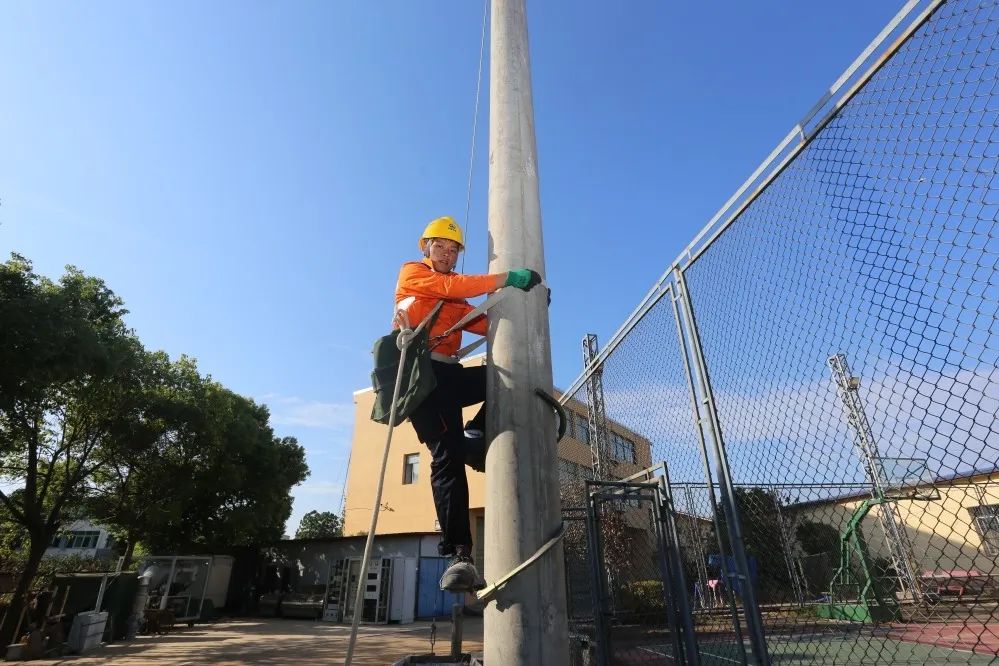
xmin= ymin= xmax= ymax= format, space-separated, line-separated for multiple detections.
xmin=87 ymin=362 xmax=309 ymax=558
xmin=0 ymin=254 xmax=310 ymax=645
xmin=83 ymin=352 xmax=204 ymax=567
xmin=794 ymin=519 xmax=842 ymax=596
xmin=140 ymin=387 xmax=309 ymax=553
xmin=295 ymin=510 xmax=343 ymax=539
xmin=0 ymin=490 xmax=29 ymax=575
xmin=0 ymin=255 xmax=154 ymax=646
xmin=795 ymin=520 xmax=840 ymax=556
xmin=715 ymin=487 xmax=794 ymax=600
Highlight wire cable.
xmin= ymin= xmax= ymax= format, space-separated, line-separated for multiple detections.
xmin=460 ymin=0 xmax=489 ymax=274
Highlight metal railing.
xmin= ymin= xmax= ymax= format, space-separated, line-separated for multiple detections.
xmin=560 ymin=1 xmax=999 ymax=663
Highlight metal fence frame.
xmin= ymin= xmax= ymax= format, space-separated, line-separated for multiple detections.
xmin=560 ymin=0 xmax=946 ymax=404
xmin=559 ymin=1 xmax=999 ymax=663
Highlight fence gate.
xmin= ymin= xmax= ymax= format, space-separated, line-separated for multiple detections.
xmin=583 ymin=477 xmax=703 ymax=665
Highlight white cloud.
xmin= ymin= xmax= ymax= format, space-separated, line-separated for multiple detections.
xmin=294 ymin=480 xmax=344 ymax=496
xmin=263 ymin=395 xmax=354 ymax=430
xmin=594 ymin=361 xmax=999 ymax=490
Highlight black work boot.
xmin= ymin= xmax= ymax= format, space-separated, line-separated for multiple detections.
xmin=440 ymin=546 xmax=486 ymax=593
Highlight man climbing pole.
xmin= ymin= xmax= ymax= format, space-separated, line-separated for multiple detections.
xmin=395 ymin=215 xmax=541 ymax=592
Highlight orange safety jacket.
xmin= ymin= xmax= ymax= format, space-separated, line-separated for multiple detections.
xmin=394 ymin=258 xmax=506 ymax=358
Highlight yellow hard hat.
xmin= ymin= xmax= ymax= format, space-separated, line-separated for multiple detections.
xmin=419 ymin=216 xmax=464 ymax=252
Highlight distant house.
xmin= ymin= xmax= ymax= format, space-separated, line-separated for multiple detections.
xmin=257 ymin=532 xmax=450 ymax=624
xmin=788 ymin=466 xmax=999 ymax=602
xmin=44 ymin=519 xmax=117 ymax=560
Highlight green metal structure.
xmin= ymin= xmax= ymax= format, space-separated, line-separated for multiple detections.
xmin=818 ymin=497 xmax=901 ymax=623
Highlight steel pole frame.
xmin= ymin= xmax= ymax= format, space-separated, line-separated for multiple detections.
xmin=583 ymin=333 xmax=611 ymax=480
xmin=586 ymin=480 xmax=671 ymax=664
xmin=658 ymin=471 xmax=702 ymax=666
xmin=773 ymin=499 xmax=805 ymax=606
xmin=669 ymin=282 xmax=748 ymax=660
xmin=682 ymin=484 xmax=711 ymax=611
xmin=650 ymin=481 xmax=686 ymax=666
xmin=674 ymin=268 xmax=771 ymax=666
xmin=584 ymin=480 xmax=612 ymax=666
xmin=827 ymin=353 xmax=921 ymax=603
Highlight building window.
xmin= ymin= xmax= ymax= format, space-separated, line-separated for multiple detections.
xmin=403 ymin=453 xmax=420 ymax=485
xmin=62 ymin=531 xmax=100 ymax=549
xmin=611 ymin=433 xmax=636 ymax=464
xmin=576 ymin=415 xmax=590 ymax=445
xmin=558 ymin=458 xmax=572 ymax=482
xmin=558 ymin=459 xmax=577 ymax=485
xmin=970 ymin=504 xmax=999 ymax=556
xmin=558 ymin=459 xmax=594 ymax=486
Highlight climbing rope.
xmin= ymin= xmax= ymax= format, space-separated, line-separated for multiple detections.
xmin=460 ymin=0 xmax=489 ymax=274
xmin=344 ymin=306 xmax=439 ymax=666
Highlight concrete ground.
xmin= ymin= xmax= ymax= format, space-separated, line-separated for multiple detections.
xmin=26 ymin=617 xmax=483 ymax=665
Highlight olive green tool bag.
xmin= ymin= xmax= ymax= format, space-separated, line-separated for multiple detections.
xmin=370 ymin=302 xmax=442 ymax=426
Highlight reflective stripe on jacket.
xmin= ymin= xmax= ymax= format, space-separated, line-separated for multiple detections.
xmin=394 ymin=259 xmax=505 ymax=357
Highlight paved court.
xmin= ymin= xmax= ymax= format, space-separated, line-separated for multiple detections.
xmin=26 ymin=617 xmax=483 ymax=665
xmin=641 ymin=630 xmax=998 ymax=665
xmin=885 ymin=621 xmax=999 ymax=656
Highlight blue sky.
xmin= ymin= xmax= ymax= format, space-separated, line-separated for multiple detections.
xmin=0 ymin=1 xmax=905 ymax=534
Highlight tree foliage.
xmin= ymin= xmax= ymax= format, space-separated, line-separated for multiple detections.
xmin=0 ymin=254 xmax=309 ymax=644
xmin=295 ymin=510 xmax=343 ymax=539
xmin=715 ymin=487 xmax=795 ymax=596
xmin=84 ymin=355 xmax=309 ymax=562
xmin=795 ymin=520 xmax=841 ymax=556
xmin=0 ymin=254 xmax=151 ymax=644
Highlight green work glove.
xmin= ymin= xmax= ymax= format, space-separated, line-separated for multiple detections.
xmin=504 ymin=268 xmax=542 ymax=291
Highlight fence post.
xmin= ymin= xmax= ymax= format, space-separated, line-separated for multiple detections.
xmin=657 ymin=472 xmax=702 ymax=665
xmin=669 ymin=283 xmax=749 ymax=662
xmin=450 ymin=603 xmax=463 ymax=658
xmin=681 ymin=484 xmax=711 ymax=607
xmin=674 ymin=268 xmax=771 ymax=666
xmin=584 ymin=481 xmax=612 ymax=666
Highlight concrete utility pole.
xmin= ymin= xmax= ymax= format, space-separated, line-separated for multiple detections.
xmin=485 ymin=0 xmax=569 ymax=663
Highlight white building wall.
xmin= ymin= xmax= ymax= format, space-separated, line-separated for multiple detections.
xmin=44 ymin=519 xmax=114 ymax=559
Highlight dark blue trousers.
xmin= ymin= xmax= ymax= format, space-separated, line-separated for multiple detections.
xmin=408 ymin=361 xmax=486 ymax=556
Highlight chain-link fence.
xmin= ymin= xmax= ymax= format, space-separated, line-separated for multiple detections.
xmin=559 ymin=0 xmax=999 ymax=663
